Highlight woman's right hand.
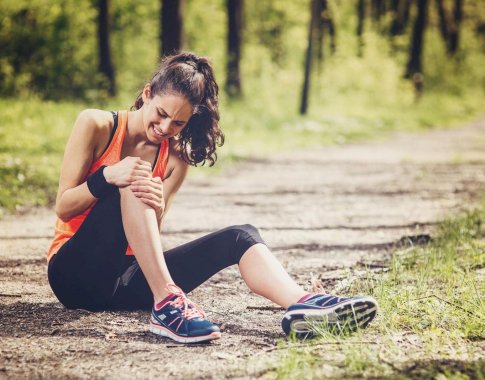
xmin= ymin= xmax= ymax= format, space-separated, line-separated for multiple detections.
xmin=103 ymin=156 xmax=153 ymax=187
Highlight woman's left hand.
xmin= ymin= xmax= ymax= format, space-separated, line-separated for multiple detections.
xmin=130 ymin=176 xmax=165 ymax=213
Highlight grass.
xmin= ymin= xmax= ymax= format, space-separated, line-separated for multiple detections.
xmin=256 ymin=200 xmax=485 ymax=379
xmin=1 ymin=82 xmax=484 ymax=216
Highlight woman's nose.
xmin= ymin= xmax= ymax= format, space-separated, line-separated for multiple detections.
xmin=159 ymin=119 xmax=173 ymax=134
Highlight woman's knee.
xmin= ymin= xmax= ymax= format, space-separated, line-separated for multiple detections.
xmin=222 ymin=224 xmax=265 ymax=263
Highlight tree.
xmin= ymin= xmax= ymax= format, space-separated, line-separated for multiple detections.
xmin=315 ymin=0 xmax=336 ymax=67
xmin=300 ymin=0 xmax=321 ymax=115
xmin=357 ymin=0 xmax=365 ymax=56
xmin=97 ymin=0 xmax=115 ymax=96
xmin=449 ymin=0 xmax=463 ymax=53
xmin=405 ymin=0 xmax=429 ymax=79
xmin=371 ymin=0 xmax=386 ymax=25
xmin=226 ymin=0 xmax=243 ymax=97
xmin=161 ymin=0 xmax=184 ymax=56
xmin=436 ymin=0 xmax=463 ymax=55
xmin=390 ymin=0 xmax=411 ymax=36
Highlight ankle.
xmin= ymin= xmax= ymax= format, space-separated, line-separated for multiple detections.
xmin=297 ymin=293 xmax=313 ymax=303
xmin=153 ymin=289 xmax=173 ymax=306
xmin=154 ymin=293 xmax=175 ymax=310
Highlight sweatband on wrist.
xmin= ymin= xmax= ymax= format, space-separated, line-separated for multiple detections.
xmin=86 ymin=165 xmax=117 ymax=199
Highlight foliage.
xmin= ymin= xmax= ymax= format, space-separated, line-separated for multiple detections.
xmin=0 ymin=0 xmax=485 ymax=211
xmin=0 ymin=0 xmax=99 ymax=99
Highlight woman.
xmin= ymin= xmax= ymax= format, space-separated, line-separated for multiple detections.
xmin=47 ymin=52 xmax=378 ymax=344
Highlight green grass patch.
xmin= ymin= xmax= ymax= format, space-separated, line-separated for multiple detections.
xmin=1 ymin=84 xmax=484 ymax=215
xmin=258 ymin=200 xmax=485 ymax=379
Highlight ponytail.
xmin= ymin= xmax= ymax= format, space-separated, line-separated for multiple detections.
xmin=132 ymin=52 xmax=224 ymax=166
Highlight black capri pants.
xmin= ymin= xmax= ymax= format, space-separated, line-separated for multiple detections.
xmin=47 ymin=191 xmax=265 ymax=311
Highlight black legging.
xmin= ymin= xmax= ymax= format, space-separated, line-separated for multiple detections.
xmin=48 ymin=191 xmax=265 ymax=311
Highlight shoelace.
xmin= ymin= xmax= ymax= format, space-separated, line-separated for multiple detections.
xmin=165 ymin=283 xmax=206 ymax=320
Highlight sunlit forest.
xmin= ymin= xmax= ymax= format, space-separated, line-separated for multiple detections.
xmin=1 ymin=0 xmax=485 ymax=212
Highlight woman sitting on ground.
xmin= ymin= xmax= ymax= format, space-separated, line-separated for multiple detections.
xmin=47 ymin=52 xmax=378 ymax=343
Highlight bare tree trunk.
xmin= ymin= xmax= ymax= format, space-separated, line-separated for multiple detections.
xmin=371 ymin=0 xmax=386 ymax=25
xmin=357 ymin=0 xmax=365 ymax=56
xmin=226 ymin=0 xmax=243 ymax=97
xmin=161 ymin=0 xmax=184 ymax=57
xmin=326 ymin=5 xmax=336 ymax=54
xmin=436 ymin=0 xmax=450 ymax=43
xmin=390 ymin=0 xmax=411 ymax=36
xmin=435 ymin=0 xmax=462 ymax=55
xmin=316 ymin=0 xmax=325 ymax=65
xmin=97 ymin=0 xmax=115 ymax=96
xmin=300 ymin=0 xmax=320 ymax=115
xmin=449 ymin=0 xmax=463 ymax=54
xmin=405 ymin=0 xmax=428 ymax=79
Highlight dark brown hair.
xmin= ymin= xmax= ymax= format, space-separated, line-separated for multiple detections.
xmin=132 ymin=52 xmax=224 ymax=166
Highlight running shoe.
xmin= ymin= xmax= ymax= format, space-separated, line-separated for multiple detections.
xmin=149 ymin=284 xmax=221 ymax=343
xmin=281 ymin=293 xmax=378 ymax=339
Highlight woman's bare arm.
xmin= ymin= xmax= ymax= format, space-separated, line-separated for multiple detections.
xmin=55 ymin=109 xmax=112 ymax=221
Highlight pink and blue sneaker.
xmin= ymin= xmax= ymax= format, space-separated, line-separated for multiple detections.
xmin=150 ymin=284 xmax=221 ymax=343
xmin=282 ymin=293 xmax=378 ymax=339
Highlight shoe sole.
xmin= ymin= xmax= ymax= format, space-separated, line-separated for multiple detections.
xmin=282 ymin=296 xmax=378 ymax=339
xmin=149 ymin=322 xmax=221 ymax=344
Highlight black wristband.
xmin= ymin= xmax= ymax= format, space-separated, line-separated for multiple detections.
xmin=86 ymin=165 xmax=117 ymax=199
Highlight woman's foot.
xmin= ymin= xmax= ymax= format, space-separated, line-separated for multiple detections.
xmin=281 ymin=293 xmax=378 ymax=339
xmin=149 ymin=284 xmax=221 ymax=343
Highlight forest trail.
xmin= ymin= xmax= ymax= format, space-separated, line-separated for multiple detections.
xmin=1 ymin=118 xmax=485 ymax=379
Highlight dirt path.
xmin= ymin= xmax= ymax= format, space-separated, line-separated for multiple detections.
xmin=1 ymin=119 xmax=485 ymax=379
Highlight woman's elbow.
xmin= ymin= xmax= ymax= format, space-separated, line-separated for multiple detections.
xmin=55 ymin=204 xmax=71 ymax=222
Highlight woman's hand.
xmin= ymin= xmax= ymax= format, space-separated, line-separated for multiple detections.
xmin=130 ymin=176 xmax=165 ymax=213
xmin=103 ymin=157 xmax=152 ymax=187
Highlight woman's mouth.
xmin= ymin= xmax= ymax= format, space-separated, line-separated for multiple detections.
xmin=152 ymin=126 xmax=167 ymax=138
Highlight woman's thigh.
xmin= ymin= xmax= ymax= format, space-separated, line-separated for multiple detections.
xmin=48 ymin=191 xmax=129 ymax=310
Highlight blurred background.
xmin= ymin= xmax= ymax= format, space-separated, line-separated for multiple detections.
xmin=0 ymin=0 xmax=484 ymax=214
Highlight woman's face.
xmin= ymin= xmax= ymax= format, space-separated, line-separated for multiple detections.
xmin=142 ymin=90 xmax=193 ymax=144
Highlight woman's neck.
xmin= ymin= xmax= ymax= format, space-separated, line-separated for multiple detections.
xmin=126 ymin=109 xmax=153 ymax=147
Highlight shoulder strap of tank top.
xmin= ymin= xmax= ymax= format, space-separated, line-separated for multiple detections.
xmin=102 ymin=111 xmax=118 ymax=151
xmin=109 ymin=110 xmax=127 ymax=159
xmin=153 ymin=139 xmax=170 ymax=178
xmin=90 ymin=110 xmax=127 ymax=169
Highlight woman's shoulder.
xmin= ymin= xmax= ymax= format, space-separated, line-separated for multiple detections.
xmin=168 ymin=139 xmax=188 ymax=164
xmin=74 ymin=109 xmax=114 ymax=134
xmin=165 ymin=139 xmax=189 ymax=178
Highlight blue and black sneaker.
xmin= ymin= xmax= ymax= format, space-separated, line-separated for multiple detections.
xmin=150 ymin=284 xmax=221 ymax=343
xmin=282 ymin=293 xmax=378 ymax=339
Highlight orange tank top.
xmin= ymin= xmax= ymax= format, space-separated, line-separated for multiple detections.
xmin=47 ymin=110 xmax=169 ymax=262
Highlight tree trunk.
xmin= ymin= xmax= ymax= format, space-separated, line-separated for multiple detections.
xmin=161 ymin=0 xmax=184 ymax=56
xmin=435 ymin=0 xmax=462 ymax=55
xmin=97 ymin=0 xmax=115 ymax=96
xmin=326 ymin=5 xmax=336 ymax=54
xmin=405 ymin=0 xmax=428 ymax=79
xmin=300 ymin=0 xmax=320 ymax=115
xmin=448 ymin=0 xmax=462 ymax=54
xmin=357 ymin=0 xmax=365 ymax=56
xmin=390 ymin=0 xmax=411 ymax=36
xmin=436 ymin=0 xmax=450 ymax=43
xmin=226 ymin=0 xmax=243 ymax=97
xmin=371 ymin=0 xmax=386 ymax=24
xmin=316 ymin=0 xmax=325 ymax=65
